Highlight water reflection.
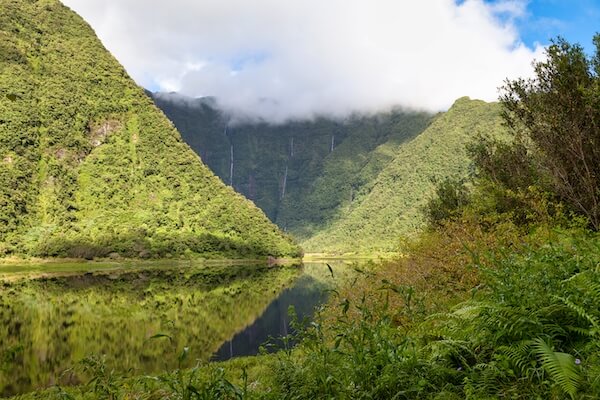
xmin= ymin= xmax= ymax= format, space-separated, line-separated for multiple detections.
xmin=213 ymin=274 xmax=328 ymax=360
xmin=0 ymin=261 xmax=346 ymax=396
xmin=0 ymin=263 xmax=300 ymax=396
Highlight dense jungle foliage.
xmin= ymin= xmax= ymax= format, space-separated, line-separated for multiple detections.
xmin=16 ymin=34 xmax=600 ymax=400
xmin=3 ymin=0 xmax=600 ymax=398
xmin=0 ymin=0 xmax=300 ymax=259
xmin=153 ymin=95 xmax=507 ymax=254
xmin=152 ymin=93 xmax=434 ymax=243
xmin=303 ymin=97 xmax=506 ymax=253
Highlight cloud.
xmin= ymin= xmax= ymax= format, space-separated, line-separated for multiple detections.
xmin=63 ymin=0 xmax=544 ymax=122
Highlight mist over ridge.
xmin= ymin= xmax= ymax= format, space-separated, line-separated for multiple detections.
xmin=63 ymin=0 xmax=544 ymax=123
xmin=151 ymin=91 xmax=435 ymax=126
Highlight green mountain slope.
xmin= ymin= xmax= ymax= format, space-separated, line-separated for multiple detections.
xmin=151 ymin=93 xmax=434 ymax=241
xmin=303 ymin=97 xmax=505 ymax=253
xmin=0 ymin=0 xmax=299 ymax=258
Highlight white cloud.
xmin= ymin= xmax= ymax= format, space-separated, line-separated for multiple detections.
xmin=63 ymin=0 xmax=544 ymax=122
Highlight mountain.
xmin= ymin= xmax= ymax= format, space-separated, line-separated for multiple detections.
xmin=303 ymin=97 xmax=505 ymax=253
xmin=0 ymin=0 xmax=300 ymax=259
xmin=151 ymin=95 xmax=503 ymax=254
xmin=151 ymin=93 xmax=434 ymax=242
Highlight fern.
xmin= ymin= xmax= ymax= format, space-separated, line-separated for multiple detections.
xmin=532 ymin=338 xmax=581 ymax=399
xmin=557 ymin=296 xmax=600 ymax=337
xmin=499 ymin=340 xmax=534 ymax=375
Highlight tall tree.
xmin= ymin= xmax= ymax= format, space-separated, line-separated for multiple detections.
xmin=500 ymin=35 xmax=600 ymax=229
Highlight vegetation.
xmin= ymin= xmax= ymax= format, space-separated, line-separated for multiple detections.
xmin=12 ymin=227 xmax=600 ymax=399
xmin=3 ymin=1 xmax=600 ymax=398
xmin=476 ymin=36 xmax=600 ymax=230
xmin=152 ymin=93 xmax=433 ymax=243
xmin=155 ymin=92 xmax=509 ymax=254
xmin=304 ymin=97 xmax=506 ymax=253
xmin=0 ymin=0 xmax=300 ymax=259
xmin=15 ymin=34 xmax=596 ymax=399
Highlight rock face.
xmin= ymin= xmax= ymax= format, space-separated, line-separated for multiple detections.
xmin=0 ymin=0 xmax=300 ymax=258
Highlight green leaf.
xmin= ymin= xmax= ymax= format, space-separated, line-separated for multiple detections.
xmin=532 ymin=338 xmax=581 ymax=399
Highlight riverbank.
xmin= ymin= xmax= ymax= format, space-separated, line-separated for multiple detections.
xmin=0 ymin=255 xmax=303 ymax=266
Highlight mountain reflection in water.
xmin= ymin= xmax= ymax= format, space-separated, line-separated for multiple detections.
xmin=213 ymin=274 xmax=328 ymax=360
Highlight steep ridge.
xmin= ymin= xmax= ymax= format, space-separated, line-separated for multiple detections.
xmin=0 ymin=0 xmax=299 ymax=258
xmin=151 ymin=93 xmax=434 ymax=241
xmin=303 ymin=97 xmax=505 ymax=253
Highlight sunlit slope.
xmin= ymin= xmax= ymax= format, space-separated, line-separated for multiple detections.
xmin=0 ymin=0 xmax=299 ymax=258
xmin=303 ymin=98 xmax=504 ymax=253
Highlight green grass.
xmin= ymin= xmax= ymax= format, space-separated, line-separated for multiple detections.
xmin=0 ymin=0 xmax=300 ymax=260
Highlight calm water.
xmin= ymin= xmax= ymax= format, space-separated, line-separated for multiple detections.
xmin=0 ymin=260 xmax=343 ymax=396
xmin=213 ymin=274 xmax=327 ymax=360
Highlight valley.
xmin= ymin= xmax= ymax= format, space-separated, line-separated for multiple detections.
xmin=1 ymin=0 xmax=600 ymax=398
xmin=153 ymin=94 xmax=506 ymax=254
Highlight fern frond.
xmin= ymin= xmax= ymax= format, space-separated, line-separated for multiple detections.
xmin=557 ymin=296 xmax=600 ymax=334
xmin=450 ymin=304 xmax=485 ymax=319
xmin=586 ymin=281 xmax=600 ymax=299
xmin=565 ymin=325 xmax=599 ymax=338
xmin=532 ymin=338 xmax=581 ymax=399
xmin=499 ymin=340 xmax=533 ymax=374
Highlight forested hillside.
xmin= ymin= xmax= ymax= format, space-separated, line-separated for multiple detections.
xmin=303 ymin=97 xmax=505 ymax=253
xmin=152 ymin=93 xmax=434 ymax=244
xmin=0 ymin=0 xmax=300 ymax=259
xmin=155 ymin=93 xmax=505 ymax=254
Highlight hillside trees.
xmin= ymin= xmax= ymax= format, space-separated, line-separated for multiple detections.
xmin=0 ymin=0 xmax=300 ymax=259
xmin=475 ymin=35 xmax=600 ymax=229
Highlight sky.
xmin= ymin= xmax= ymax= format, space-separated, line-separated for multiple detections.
xmin=62 ymin=0 xmax=599 ymax=122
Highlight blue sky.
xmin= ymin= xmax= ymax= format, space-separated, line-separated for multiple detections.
xmin=489 ymin=0 xmax=600 ymax=53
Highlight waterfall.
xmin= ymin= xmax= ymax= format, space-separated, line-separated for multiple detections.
xmin=330 ymin=134 xmax=335 ymax=153
xmin=229 ymin=144 xmax=234 ymax=186
xmin=290 ymin=137 xmax=294 ymax=157
xmin=281 ymin=165 xmax=288 ymax=199
xmin=225 ymin=125 xmax=234 ymax=186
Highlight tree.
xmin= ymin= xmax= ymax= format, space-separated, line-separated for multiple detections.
xmin=499 ymin=35 xmax=600 ymax=229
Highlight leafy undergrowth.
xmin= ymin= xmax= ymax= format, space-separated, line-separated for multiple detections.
xmin=263 ymin=224 xmax=600 ymax=399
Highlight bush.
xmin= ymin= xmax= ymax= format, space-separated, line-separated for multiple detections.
xmin=424 ymin=177 xmax=470 ymax=226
